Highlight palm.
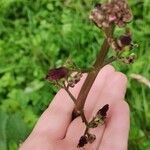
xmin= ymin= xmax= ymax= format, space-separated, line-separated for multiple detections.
xmin=20 ymin=65 xmax=129 ymax=150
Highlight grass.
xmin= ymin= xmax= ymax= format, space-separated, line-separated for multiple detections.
xmin=0 ymin=0 xmax=149 ymax=149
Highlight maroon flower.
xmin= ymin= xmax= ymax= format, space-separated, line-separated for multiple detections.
xmin=97 ymin=104 xmax=109 ymax=117
xmin=46 ymin=67 xmax=69 ymax=81
xmin=119 ymin=35 xmax=132 ymax=46
xmin=77 ymin=135 xmax=88 ymax=148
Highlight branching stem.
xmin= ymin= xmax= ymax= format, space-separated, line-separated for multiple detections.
xmin=64 ymin=86 xmax=77 ymax=105
xmin=63 ymin=86 xmax=89 ymax=126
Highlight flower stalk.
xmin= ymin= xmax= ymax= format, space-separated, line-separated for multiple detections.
xmin=74 ymin=26 xmax=114 ymax=116
xmin=46 ymin=0 xmax=135 ymax=148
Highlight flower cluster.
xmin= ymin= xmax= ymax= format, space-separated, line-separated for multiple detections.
xmin=108 ymin=33 xmax=137 ymax=64
xmin=89 ymin=0 xmax=132 ymax=28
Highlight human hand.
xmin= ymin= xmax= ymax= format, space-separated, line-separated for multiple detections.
xmin=20 ymin=65 xmax=130 ymax=150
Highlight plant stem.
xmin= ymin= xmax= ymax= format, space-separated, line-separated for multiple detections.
xmin=74 ymin=27 xmax=114 ymax=115
xmin=64 ymin=86 xmax=77 ymax=105
xmin=102 ymin=56 xmax=117 ymax=67
xmin=64 ymin=87 xmax=89 ymax=125
xmin=84 ymin=126 xmax=89 ymax=136
xmin=80 ymin=109 xmax=88 ymax=126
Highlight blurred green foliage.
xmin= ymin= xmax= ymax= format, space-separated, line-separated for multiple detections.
xmin=0 ymin=0 xmax=149 ymax=149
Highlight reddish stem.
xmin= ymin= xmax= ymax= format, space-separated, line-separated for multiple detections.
xmin=74 ymin=27 xmax=114 ymax=115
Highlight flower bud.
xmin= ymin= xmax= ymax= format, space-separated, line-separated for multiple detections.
xmin=74 ymin=73 xmax=82 ymax=84
xmin=68 ymin=79 xmax=75 ymax=88
xmin=88 ymin=104 xmax=109 ymax=128
xmin=67 ymin=72 xmax=83 ymax=88
xmin=88 ymin=134 xmax=96 ymax=144
xmin=77 ymin=135 xmax=88 ymax=148
xmin=118 ymin=35 xmax=132 ymax=47
xmin=97 ymin=104 xmax=109 ymax=117
xmin=122 ymin=53 xmax=136 ymax=64
xmin=78 ymin=133 xmax=96 ymax=147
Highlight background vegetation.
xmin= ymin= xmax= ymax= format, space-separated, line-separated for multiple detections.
xmin=0 ymin=0 xmax=149 ymax=149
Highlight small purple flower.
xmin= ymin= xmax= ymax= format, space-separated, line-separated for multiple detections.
xmin=46 ymin=67 xmax=69 ymax=81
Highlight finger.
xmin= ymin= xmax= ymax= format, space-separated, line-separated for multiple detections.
xmin=90 ymin=72 xmax=127 ymax=149
xmin=64 ymin=116 xmax=105 ymax=150
xmin=28 ymin=65 xmax=114 ymax=141
xmin=64 ymin=65 xmax=115 ymax=148
xmin=84 ymin=65 xmax=115 ymax=118
xmin=98 ymin=101 xmax=130 ymax=150
xmin=31 ymin=74 xmax=87 ymax=140
xmin=92 ymin=71 xmax=127 ymax=116
xmin=65 ymin=70 xmax=127 ymax=149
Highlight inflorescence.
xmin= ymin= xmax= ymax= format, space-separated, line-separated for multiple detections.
xmin=46 ymin=0 xmax=135 ymax=148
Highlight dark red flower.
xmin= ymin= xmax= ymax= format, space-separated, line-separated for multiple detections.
xmin=97 ymin=104 xmax=109 ymax=117
xmin=46 ymin=67 xmax=69 ymax=81
xmin=120 ymin=35 xmax=132 ymax=46
xmin=77 ymin=135 xmax=88 ymax=148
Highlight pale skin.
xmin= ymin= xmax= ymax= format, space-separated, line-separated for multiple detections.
xmin=20 ymin=65 xmax=130 ymax=150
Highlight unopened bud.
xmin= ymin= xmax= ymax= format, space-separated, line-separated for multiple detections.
xmin=77 ymin=135 xmax=88 ymax=148
xmin=121 ymin=53 xmax=136 ymax=64
xmin=97 ymin=104 xmax=109 ymax=117
xmin=118 ymin=35 xmax=132 ymax=47
xmin=88 ymin=134 xmax=96 ymax=144
xmin=88 ymin=104 xmax=109 ymax=128
xmin=68 ymin=80 xmax=75 ymax=87
xmin=126 ymin=53 xmax=136 ymax=64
